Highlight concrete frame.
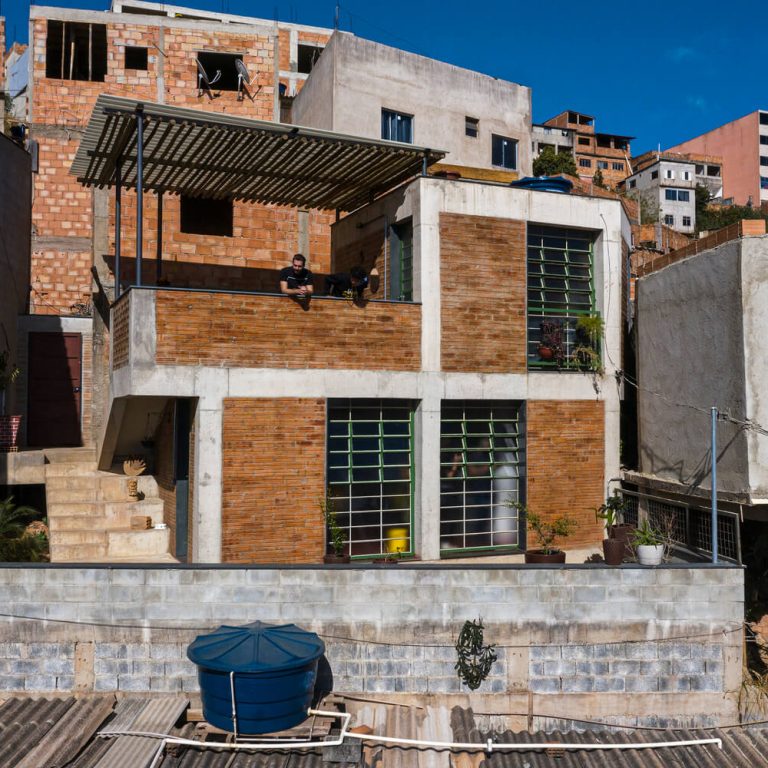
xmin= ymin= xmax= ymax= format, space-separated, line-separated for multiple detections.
xmin=109 ymin=178 xmax=625 ymax=563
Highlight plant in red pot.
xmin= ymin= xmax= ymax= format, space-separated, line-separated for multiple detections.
xmin=595 ymin=494 xmax=633 ymax=564
xmin=508 ymin=501 xmax=575 ymax=563
xmin=537 ymin=319 xmax=565 ymax=365
xmin=0 ymin=351 xmax=21 ymax=453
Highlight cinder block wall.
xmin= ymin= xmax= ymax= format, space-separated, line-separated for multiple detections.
xmin=0 ymin=565 xmax=743 ymax=729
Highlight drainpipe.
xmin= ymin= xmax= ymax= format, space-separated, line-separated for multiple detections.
xmin=711 ymin=406 xmax=718 ymax=563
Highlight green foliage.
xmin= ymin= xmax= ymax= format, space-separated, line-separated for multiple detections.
xmin=573 ymin=314 xmax=604 ymax=373
xmin=0 ymin=350 xmax=20 ymax=392
xmin=592 ymin=168 xmax=605 ymax=188
xmin=507 ymin=501 xmax=576 ymax=554
xmin=0 ymin=497 xmax=48 ymax=563
xmin=695 ymin=184 xmax=768 ymax=233
xmin=320 ymin=488 xmax=347 ymax=556
xmin=632 ymin=519 xmax=663 ymax=546
xmin=532 ymin=146 xmax=578 ymax=178
xmin=595 ymin=494 xmax=629 ymax=528
xmin=455 ymin=618 xmax=497 ymax=691
xmin=627 ymin=191 xmax=659 ymax=224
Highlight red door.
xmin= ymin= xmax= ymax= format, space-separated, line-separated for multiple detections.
xmin=27 ymin=332 xmax=83 ymax=447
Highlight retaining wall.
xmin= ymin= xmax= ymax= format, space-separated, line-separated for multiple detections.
xmin=0 ymin=564 xmax=744 ymax=729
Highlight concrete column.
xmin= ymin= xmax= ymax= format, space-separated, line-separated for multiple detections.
xmin=417 ymin=375 xmax=442 ymax=561
xmin=297 ymin=209 xmax=310 ymax=258
xmin=415 ymin=180 xmax=441 ymax=373
xmin=193 ymin=401 xmax=223 ymax=563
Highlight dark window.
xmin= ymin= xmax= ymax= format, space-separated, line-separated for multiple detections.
xmin=327 ymin=399 xmax=414 ymax=559
xmin=196 ymin=51 xmax=243 ymax=91
xmin=465 ymin=116 xmax=479 ymax=138
xmin=598 ymin=160 xmax=609 ymax=169
xmin=381 ymin=109 xmax=413 ymax=143
xmin=760 ymin=135 xmax=768 ymax=145
xmin=491 ymin=134 xmax=518 ymax=169
xmin=125 ymin=46 xmax=148 ymax=70
xmin=707 ymin=165 xmax=721 ymax=177
xmin=596 ymin=135 xmax=611 ymax=148
xmin=761 ymin=177 xmax=768 ymax=189
xmin=440 ymin=401 xmax=525 ymax=553
xmin=579 ymin=158 xmax=592 ymax=168
xmin=761 ymin=156 xmax=768 ymax=167
xmin=665 ymin=188 xmax=690 ymax=202
xmin=664 ymin=214 xmax=674 ymax=226
xmin=614 ymin=138 xmax=629 ymax=151
xmin=578 ymin=136 xmax=591 ymax=146
xmin=45 ymin=20 xmax=107 ymax=81
xmin=390 ymin=220 xmax=413 ymax=301
xmin=612 ymin=161 xmax=623 ymax=171
xmin=682 ymin=216 xmax=692 ymax=227
xmin=180 ymin=196 xmax=233 ymax=236
xmin=297 ymin=43 xmax=323 ymax=74
xmin=695 ymin=164 xmax=704 ymax=174
xmin=651 ymin=170 xmax=659 ymax=179
xmin=760 ymin=112 xmax=768 ymax=125
xmin=629 ymin=179 xmax=636 ymax=189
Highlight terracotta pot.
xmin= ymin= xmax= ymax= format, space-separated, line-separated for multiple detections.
xmin=602 ymin=537 xmax=625 ymax=566
xmin=524 ymin=550 xmax=566 ymax=564
xmin=537 ymin=345 xmax=554 ymax=361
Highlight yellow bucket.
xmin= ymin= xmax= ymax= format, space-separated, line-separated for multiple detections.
xmin=385 ymin=527 xmax=409 ymax=554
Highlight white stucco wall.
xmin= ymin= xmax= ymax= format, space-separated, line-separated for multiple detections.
xmin=292 ymin=32 xmax=532 ymax=174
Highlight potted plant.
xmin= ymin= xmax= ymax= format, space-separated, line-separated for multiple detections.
xmin=632 ymin=520 xmax=665 ymax=565
xmin=572 ymin=314 xmax=604 ymax=373
xmin=537 ymin=319 xmax=564 ymax=364
xmin=508 ymin=501 xmax=575 ymax=563
xmin=595 ymin=494 xmax=633 ymax=565
xmin=321 ymin=489 xmax=349 ymax=564
xmin=0 ymin=351 xmax=21 ymax=453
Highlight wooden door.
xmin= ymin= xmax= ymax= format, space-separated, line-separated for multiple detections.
xmin=27 ymin=332 xmax=82 ymax=447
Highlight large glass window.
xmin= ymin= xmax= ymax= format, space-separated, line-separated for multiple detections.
xmin=492 ymin=134 xmax=518 ymax=169
xmin=327 ymin=399 xmax=413 ymax=558
xmin=381 ymin=109 xmax=413 ymax=143
xmin=665 ymin=188 xmax=690 ymax=202
xmin=527 ymin=225 xmax=598 ymax=370
xmin=440 ymin=401 xmax=525 ymax=553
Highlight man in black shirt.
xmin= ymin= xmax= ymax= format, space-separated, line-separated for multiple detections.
xmin=324 ymin=266 xmax=369 ymax=298
xmin=279 ymin=254 xmax=314 ymax=298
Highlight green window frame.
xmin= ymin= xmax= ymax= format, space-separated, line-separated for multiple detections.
xmin=440 ymin=401 xmax=525 ymax=554
xmin=391 ymin=219 xmax=413 ymax=301
xmin=527 ymin=224 xmax=598 ymax=369
xmin=327 ymin=399 xmax=414 ymax=558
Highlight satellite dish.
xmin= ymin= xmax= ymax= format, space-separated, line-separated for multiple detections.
xmin=235 ymin=58 xmax=257 ymax=101
xmin=197 ymin=59 xmax=221 ymax=98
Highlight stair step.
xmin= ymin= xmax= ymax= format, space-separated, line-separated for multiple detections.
xmin=45 ymin=487 xmax=99 ymax=504
xmin=47 ymin=502 xmax=102 ymax=519
xmin=45 ymin=463 xmax=99 ymax=478
xmin=50 ymin=530 xmax=108 ymax=547
xmin=108 ymin=528 xmax=170 ymax=558
xmin=46 ymin=475 xmax=100 ymax=491
xmin=97 ymin=475 xmax=159 ymax=501
xmin=45 ymin=447 xmax=97 ymax=464
xmin=49 ymin=543 xmax=107 ymax=562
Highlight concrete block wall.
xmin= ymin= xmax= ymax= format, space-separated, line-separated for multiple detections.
xmin=0 ymin=565 xmax=744 ymax=729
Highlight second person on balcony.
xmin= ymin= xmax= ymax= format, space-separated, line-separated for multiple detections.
xmin=279 ymin=254 xmax=314 ymax=299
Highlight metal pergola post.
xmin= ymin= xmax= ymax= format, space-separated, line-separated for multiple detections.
xmin=114 ymin=159 xmax=122 ymax=300
xmin=135 ymin=104 xmax=144 ymax=287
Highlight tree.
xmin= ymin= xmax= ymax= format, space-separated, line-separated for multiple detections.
xmin=532 ymin=146 xmax=578 ymax=177
xmin=627 ymin=191 xmax=659 ymax=224
xmin=695 ymin=184 xmax=767 ymax=233
xmin=592 ymin=168 xmax=605 ymax=188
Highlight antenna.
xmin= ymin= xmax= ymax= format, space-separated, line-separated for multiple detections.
xmin=197 ymin=60 xmax=221 ymax=99
xmin=235 ymin=59 xmax=258 ymax=101
xmin=334 ymin=1 xmax=340 ymax=29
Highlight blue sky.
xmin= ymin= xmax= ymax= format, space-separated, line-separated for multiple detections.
xmin=3 ymin=0 xmax=766 ymax=154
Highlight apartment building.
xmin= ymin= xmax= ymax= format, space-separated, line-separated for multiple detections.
xmin=543 ymin=110 xmax=632 ymax=188
xmin=668 ymin=109 xmax=768 ymax=206
xmin=291 ymin=32 xmax=533 ymax=180
xmin=624 ymin=153 xmax=697 ymax=234
xmin=531 ymin=122 xmax=574 ymax=159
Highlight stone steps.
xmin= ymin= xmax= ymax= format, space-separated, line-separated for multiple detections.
xmin=48 ymin=500 xmax=164 ymax=531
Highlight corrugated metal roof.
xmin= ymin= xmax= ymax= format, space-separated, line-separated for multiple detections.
xmin=70 ymin=95 xmax=446 ymax=211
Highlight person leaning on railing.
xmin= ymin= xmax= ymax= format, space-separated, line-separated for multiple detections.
xmin=279 ymin=253 xmax=314 ymax=299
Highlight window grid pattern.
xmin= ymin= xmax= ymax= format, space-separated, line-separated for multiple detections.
xmin=327 ymin=399 xmax=413 ymax=558
xmin=399 ymin=228 xmax=413 ymax=301
xmin=440 ymin=402 xmax=525 ymax=554
xmin=527 ymin=225 xmax=597 ymax=369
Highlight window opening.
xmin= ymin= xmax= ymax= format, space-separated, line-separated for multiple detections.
xmin=491 ymin=134 xmax=518 ymax=169
xmin=381 ymin=109 xmax=413 ymax=143
xmin=612 ymin=161 xmax=623 ymax=171
xmin=125 ymin=45 xmax=148 ymax=70
xmin=196 ymin=51 xmax=243 ymax=91
xmin=45 ymin=20 xmax=107 ymax=81
xmin=596 ymin=135 xmax=612 ymax=148
xmin=297 ymin=44 xmax=323 ymax=74
xmin=180 ymin=196 xmax=233 ymax=236
xmin=465 ymin=116 xmax=479 ymax=138
xmin=579 ymin=158 xmax=592 ymax=168
xmin=664 ymin=214 xmax=675 ymax=226
xmin=390 ymin=219 xmax=413 ymax=301
xmin=578 ymin=137 xmax=591 ymax=146
xmin=440 ymin=401 xmax=525 ymax=553
xmin=327 ymin=399 xmax=414 ymax=559
xmin=527 ymin=224 xmax=598 ymax=370
xmin=682 ymin=216 xmax=692 ymax=227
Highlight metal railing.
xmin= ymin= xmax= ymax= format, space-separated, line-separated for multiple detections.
xmin=617 ymin=487 xmax=741 ymax=564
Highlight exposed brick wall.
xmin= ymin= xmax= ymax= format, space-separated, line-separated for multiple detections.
xmin=439 ymin=213 xmax=527 ymax=373
xmin=30 ymin=248 xmax=92 ymax=316
xmin=527 ymin=400 xmax=605 ymax=550
xmin=333 ymin=228 xmax=386 ymax=290
xmin=221 ymin=398 xmax=325 ymax=563
xmin=154 ymin=290 xmax=421 ymax=370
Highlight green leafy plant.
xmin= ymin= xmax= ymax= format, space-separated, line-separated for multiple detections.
xmin=532 ymin=146 xmax=578 ymax=178
xmin=632 ymin=519 xmax=663 ymax=547
xmin=455 ymin=618 xmax=497 ymax=691
xmin=320 ymin=488 xmax=347 ymax=557
xmin=0 ymin=350 xmax=20 ymax=392
xmin=595 ymin=494 xmax=629 ymax=529
xmin=507 ymin=501 xmax=576 ymax=554
xmin=0 ymin=497 xmax=48 ymax=563
xmin=572 ymin=314 xmax=604 ymax=373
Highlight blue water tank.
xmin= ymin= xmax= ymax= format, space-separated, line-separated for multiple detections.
xmin=509 ymin=176 xmax=573 ymax=194
xmin=187 ymin=621 xmax=326 ymax=734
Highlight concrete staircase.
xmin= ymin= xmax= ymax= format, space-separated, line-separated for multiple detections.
xmin=45 ymin=447 xmax=175 ymax=563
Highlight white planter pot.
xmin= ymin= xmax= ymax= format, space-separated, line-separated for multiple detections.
xmin=636 ymin=543 xmax=665 ymax=566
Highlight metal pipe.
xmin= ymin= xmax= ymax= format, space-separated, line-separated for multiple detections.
xmin=711 ymin=406 xmax=718 ymax=563
xmin=114 ymin=160 xmax=122 ymax=300
xmin=135 ymin=104 xmax=145 ymax=287
xmin=156 ymin=190 xmax=163 ymax=284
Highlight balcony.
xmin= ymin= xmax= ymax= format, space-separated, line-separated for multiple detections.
xmin=527 ymin=313 xmax=602 ymax=371
xmin=111 ymin=287 xmax=421 ymax=375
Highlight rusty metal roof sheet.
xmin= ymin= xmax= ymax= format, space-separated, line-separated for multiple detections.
xmin=71 ymin=95 xmax=445 ymax=212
